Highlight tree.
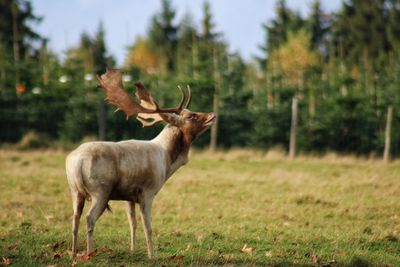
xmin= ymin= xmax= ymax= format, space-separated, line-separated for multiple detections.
xmin=308 ymin=0 xmax=329 ymax=52
xmin=259 ymin=0 xmax=305 ymax=68
xmin=268 ymin=30 xmax=318 ymax=87
xmin=176 ymin=13 xmax=197 ymax=79
xmin=0 ymin=0 xmax=43 ymax=89
xmin=198 ymin=0 xmax=220 ymax=79
xmin=332 ymin=0 xmax=389 ymax=69
xmin=201 ymin=1 xmax=216 ymax=41
xmin=387 ymin=0 xmax=400 ymax=52
xmin=198 ymin=1 xmax=223 ymax=150
xmin=148 ymin=0 xmax=178 ymax=73
xmin=61 ymin=23 xmax=115 ymax=141
xmin=218 ymin=54 xmax=254 ymax=147
xmin=92 ymin=22 xmax=114 ymax=74
xmin=124 ymin=37 xmax=159 ymax=74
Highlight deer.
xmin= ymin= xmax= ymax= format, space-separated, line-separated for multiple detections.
xmin=65 ymin=69 xmax=216 ymax=260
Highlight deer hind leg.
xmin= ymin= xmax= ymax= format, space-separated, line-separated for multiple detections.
xmin=139 ymin=196 xmax=154 ymax=259
xmin=86 ymin=196 xmax=108 ymax=254
xmin=125 ymin=201 xmax=137 ymax=253
xmin=71 ymin=192 xmax=85 ymax=258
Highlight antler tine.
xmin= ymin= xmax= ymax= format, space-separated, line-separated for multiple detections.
xmin=149 ymin=85 xmax=187 ymax=114
xmin=177 ymin=85 xmax=186 ymax=110
xmin=184 ymin=85 xmax=192 ymax=109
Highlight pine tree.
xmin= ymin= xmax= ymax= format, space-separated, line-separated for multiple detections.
xmin=124 ymin=37 xmax=159 ymax=74
xmin=308 ymin=0 xmax=328 ymax=52
xmin=333 ymin=0 xmax=389 ymax=69
xmin=148 ymin=0 xmax=178 ymax=73
xmin=0 ymin=0 xmax=43 ymax=89
xmin=176 ymin=13 xmax=197 ymax=79
xmin=387 ymin=0 xmax=400 ymax=53
xmin=260 ymin=0 xmax=305 ymax=63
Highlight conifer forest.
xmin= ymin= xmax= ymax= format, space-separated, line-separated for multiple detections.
xmin=2 ymin=0 xmax=400 ymax=158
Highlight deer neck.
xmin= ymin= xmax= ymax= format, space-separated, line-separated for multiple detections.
xmin=152 ymin=125 xmax=190 ymax=177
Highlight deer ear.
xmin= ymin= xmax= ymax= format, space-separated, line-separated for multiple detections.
xmin=159 ymin=113 xmax=183 ymax=126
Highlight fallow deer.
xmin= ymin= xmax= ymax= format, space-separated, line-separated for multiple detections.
xmin=65 ymin=69 xmax=216 ymax=259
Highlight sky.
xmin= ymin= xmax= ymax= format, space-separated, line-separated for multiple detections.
xmin=32 ymin=0 xmax=342 ymax=66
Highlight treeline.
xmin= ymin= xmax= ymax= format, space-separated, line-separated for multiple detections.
xmin=1 ymin=0 xmax=400 ymax=158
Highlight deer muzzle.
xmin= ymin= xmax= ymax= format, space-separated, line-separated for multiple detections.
xmin=204 ymin=112 xmax=216 ymax=126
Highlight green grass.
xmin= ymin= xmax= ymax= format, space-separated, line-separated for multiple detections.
xmin=0 ymin=149 xmax=399 ymax=266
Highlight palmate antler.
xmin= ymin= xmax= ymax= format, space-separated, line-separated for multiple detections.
xmin=97 ymin=69 xmax=192 ymax=127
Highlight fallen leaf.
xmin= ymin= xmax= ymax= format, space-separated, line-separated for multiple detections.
xmin=53 ymin=253 xmax=61 ymax=259
xmin=77 ymin=253 xmax=90 ymax=262
xmin=196 ymin=233 xmax=204 ymax=242
xmin=171 ymin=230 xmax=182 ymax=237
xmin=53 ymin=241 xmax=65 ymax=251
xmin=169 ymin=254 xmax=185 ymax=260
xmin=265 ymin=250 xmax=273 ymax=257
xmin=207 ymin=249 xmax=216 ymax=255
xmin=241 ymin=244 xmax=253 ymax=255
xmin=76 ymin=249 xmax=97 ymax=261
xmin=45 ymin=214 xmax=54 ymax=221
xmin=3 ymin=258 xmax=11 ymax=266
xmin=99 ymin=247 xmax=113 ymax=255
xmin=7 ymin=244 xmax=17 ymax=251
xmin=220 ymin=253 xmax=235 ymax=260
xmin=311 ymin=254 xmax=318 ymax=263
xmin=185 ymin=243 xmax=192 ymax=251
xmin=88 ymin=250 xmax=97 ymax=257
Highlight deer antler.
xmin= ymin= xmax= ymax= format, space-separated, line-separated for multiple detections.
xmin=97 ymin=69 xmax=187 ymax=127
xmin=184 ymin=85 xmax=192 ymax=109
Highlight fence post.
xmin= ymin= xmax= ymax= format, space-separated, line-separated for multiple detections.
xmin=289 ymin=95 xmax=298 ymax=159
xmin=210 ymin=47 xmax=220 ymax=151
xmin=383 ymin=105 xmax=393 ymax=163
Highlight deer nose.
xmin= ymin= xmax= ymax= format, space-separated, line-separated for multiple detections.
xmin=207 ymin=112 xmax=216 ymax=122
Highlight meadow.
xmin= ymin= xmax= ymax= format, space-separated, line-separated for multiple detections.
xmin=0 ymin=148 xmax=399 ymax=266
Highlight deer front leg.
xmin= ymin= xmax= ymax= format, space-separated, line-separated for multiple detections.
xmin=139 ymin=196 xmax=154 ymax=259
xmin=125 ymin=201 xmax=137 ymax=253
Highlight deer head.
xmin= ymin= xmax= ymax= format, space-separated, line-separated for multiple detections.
xmin=97 ymin=69 xmax=216 ymax=143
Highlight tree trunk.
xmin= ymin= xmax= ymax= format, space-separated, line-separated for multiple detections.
xmin=383 ymin=105 xmax=393 ymax=163
xmin=209 ymin=48 xmax=220 ymax=151
xmin=192 ymin=32 xmax=199 ymax=80
xmin=289 ymin=95 xmax=298 ymax=159
xmin=12 ymin=4 xmax=20 ymax=87
xmin=308 ymin=87 xmax=316 ymax=126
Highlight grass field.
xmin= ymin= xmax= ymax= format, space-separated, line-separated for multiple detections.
xmin=0 ymin=148 xmax=399 ymax=266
